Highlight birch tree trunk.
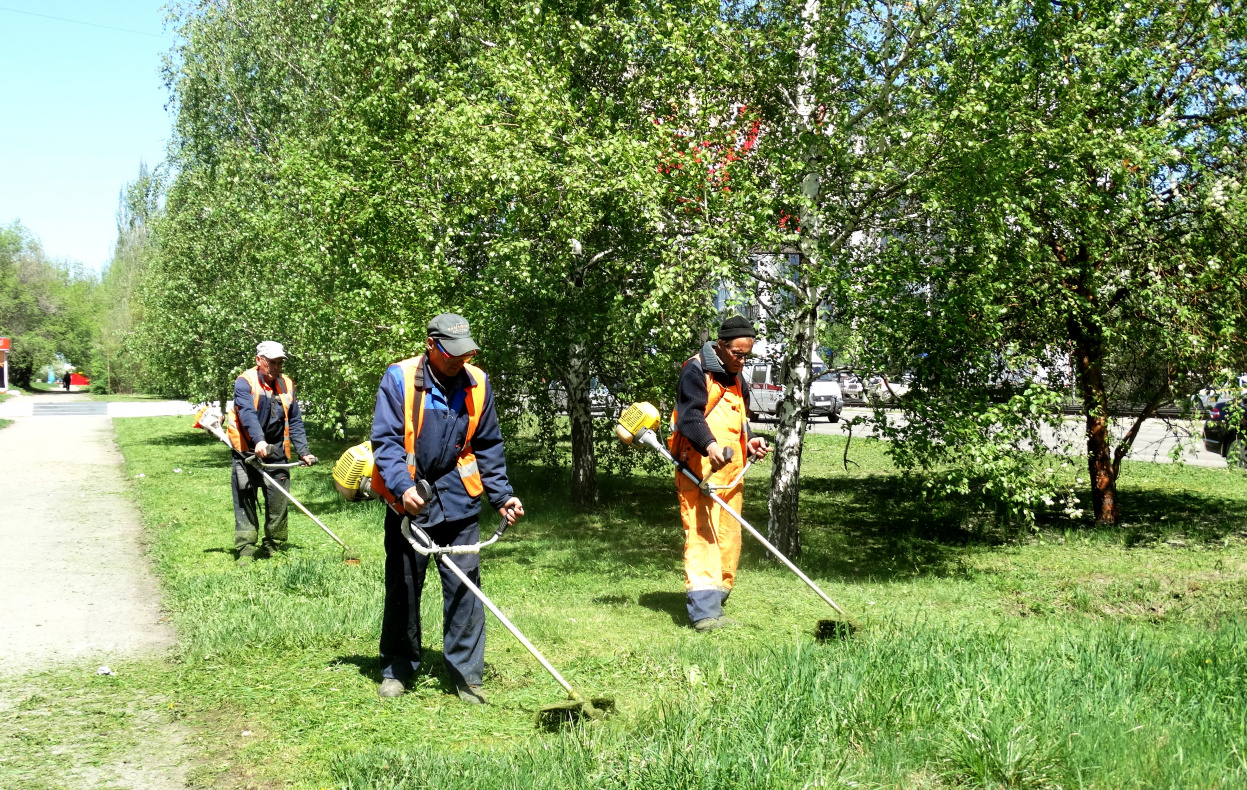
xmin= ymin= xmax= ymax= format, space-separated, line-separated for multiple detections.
xmin=564 ymin=345 xmax=597 ymax=507
xmin=767 ymin=290 xmax=819 ymax=558
xmin=763 ymin=0 xmax=822 ymax=558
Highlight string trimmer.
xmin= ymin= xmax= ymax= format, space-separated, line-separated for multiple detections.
xmin=615 ymin=402 xmax=859 ymax=637
xmin=193 ymin=406 xmax=361 ymax=563
xmin=333 ymin=442 xmax=613 ymax=726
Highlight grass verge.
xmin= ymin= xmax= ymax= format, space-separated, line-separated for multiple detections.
xmin=10 ymin=415 xmax=1247 ymax=789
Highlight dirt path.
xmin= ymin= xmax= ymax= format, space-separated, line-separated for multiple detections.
xmin=0 ymin=392 xmax=187 ymax=788
xmin=0 ymin=393 xmax=176 ymax=669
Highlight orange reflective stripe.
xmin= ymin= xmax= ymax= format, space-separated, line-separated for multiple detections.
xmin=461 ymin=362 xmax=486 ymax=440
xmin=669 ymin=355 xmax=744 ymax=461
xmin=373 ymin=356 xmax=489 ymax=505
xmin=398 ymin=356 xmax=421 ymax=479
xmin=456 ymin=362 xmax=487 ymax=497
xmin=238 ymin=368 xmax=294 ymax=458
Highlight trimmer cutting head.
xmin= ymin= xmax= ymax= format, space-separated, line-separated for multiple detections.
xmin=536 ymin=695 xmax=615 ymax=730
xmin=816 ymin=619 xmax=857 ymax=641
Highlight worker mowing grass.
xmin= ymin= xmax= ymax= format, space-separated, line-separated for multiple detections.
xmin=670 ymin=315 xmax=771 ymax=631
xmin=370 ymin=313 xmax=524 ymax=704
xmin=227 ymin=341 xmax=318 ymax=566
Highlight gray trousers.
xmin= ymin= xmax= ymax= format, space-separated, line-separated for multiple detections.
xmin=231 ymin=457 xmax=289 ymax=555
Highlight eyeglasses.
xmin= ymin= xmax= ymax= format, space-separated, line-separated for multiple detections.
xmin=436 ymin=340 xmax=477 ymax=361
xmin=723 ymin=349 xmax=752 ymax=362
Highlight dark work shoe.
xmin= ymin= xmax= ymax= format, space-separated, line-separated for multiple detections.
xmin=235 ymin=553 xmax=254 ymax=567
xmin=693 ymin=617 xmax=728 ymax=632
xmin=456 ymin=684 xmax=488 ymax=705
xmin=378 ymin=678 xmax=405 ymax=699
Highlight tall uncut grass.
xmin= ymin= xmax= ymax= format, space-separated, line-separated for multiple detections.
xmin=334 ymin=620 xmax=1247 ymax=789
xmin=101 ymin=417 xmax=1247 ymax=789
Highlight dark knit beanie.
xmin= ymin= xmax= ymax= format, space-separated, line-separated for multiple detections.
xmin=717 ymin=315 xmax=756 ymax=340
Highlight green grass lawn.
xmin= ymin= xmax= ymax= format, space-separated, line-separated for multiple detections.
xmin=5 ymin=416 xmax=1247 ymax=789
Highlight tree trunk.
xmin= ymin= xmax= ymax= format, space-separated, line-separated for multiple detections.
xmin=220 ymin=373 xmax=232 ymax=422
xmin=767 ymin=295 xmax=818 ymax=558
xmin=1069 ymin=316 xmax=1119 ymax=524
xmin=564 ymin=346 xmax=597 ymax=507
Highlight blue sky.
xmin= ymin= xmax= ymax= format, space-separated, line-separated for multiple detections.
xmin=0 ymin=1 xmax=172 ymax=271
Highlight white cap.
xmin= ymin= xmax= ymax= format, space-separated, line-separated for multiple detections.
xmin=256 ymin=340 xmax=287 ymax=359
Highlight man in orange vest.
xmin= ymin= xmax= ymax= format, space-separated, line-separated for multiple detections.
xmin=228 ymin=341 xmax=317 ymax=566
xmin=670 ymin=315 xmax=771 ymax=631
xmin=371 ymin=314 xmax=524 ymax=703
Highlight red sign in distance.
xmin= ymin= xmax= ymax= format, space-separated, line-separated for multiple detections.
xmin=0 ymin=337 xmax=9 ymax=351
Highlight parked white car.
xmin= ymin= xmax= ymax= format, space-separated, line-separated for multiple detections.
xmin=866 ymin=374 xmax=911 ymax=402
xmin=830 ymin=371 xmax=864 ymax=399
xmin=744 ymin=359 xmax=843 ymax=422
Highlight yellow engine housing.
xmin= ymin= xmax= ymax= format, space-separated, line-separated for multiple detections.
xmin=333 ymin=441 xmax=376 ymax=501
xmin=617 ymin=402 xmax=660 ymax=442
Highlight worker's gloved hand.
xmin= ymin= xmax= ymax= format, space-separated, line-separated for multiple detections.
xmin=301 ymin=454 xmax=318 ymax=466
xmin=498 ymin=497 xmax=525 ymax=525
xmin=706 ymin=442 xmax=730 ymax=471
xmin=401 ymin=485 xmax=428 ymax=516
xmin=254 ymin=441 xmax=271 ymax=459
xmin=747 ymin=437 xmax=771 ymax=460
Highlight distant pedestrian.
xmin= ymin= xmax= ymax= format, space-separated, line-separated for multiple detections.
xmin=63 ymin=372 xmax=71 ymax=391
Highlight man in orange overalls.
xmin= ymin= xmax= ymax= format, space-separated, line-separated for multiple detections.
xmin=670 ymin=315 xmax=771 ymax=631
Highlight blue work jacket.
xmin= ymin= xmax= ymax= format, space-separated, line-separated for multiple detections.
xmin=234 ymin=375 xmax=310 ymax=461
xmin=371 ymin=356 xmax=513 ymax=526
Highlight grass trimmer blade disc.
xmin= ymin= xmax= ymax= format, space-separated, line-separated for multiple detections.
xmin=536 ymin=694 xmax=616 ymax=730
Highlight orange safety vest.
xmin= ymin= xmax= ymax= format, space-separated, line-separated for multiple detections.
xmin=226 ymin=367 xmax=294 ymax=459
xmin=370 ymin=355 xmax=488 ymax=506
xmin=669 ymin=355 xmax=749 ymax=463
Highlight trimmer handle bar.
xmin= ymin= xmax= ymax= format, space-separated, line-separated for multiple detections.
xmin=243 ymin=453 xmax=306 ymax=471
xmin=394 ymin=479 xmax=512 ymax=557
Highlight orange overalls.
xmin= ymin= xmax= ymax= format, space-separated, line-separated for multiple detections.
xmin=671 ymin=364 xmax=749 ymax=624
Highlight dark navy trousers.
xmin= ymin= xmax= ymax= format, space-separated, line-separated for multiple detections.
xmin=379 ymin=509 xmax=485 ymax=686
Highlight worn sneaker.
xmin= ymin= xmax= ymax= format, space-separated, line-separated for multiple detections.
xmin=693 ymin=617 xmax=728 ymax=632
xmin=378 ymin=678 xmax=405 ymax=699
xmin=456 ymin=684 xmax=488 ymax=705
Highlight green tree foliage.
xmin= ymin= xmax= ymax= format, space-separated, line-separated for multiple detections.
xmin=152 ymin=0 xmax=711 ymax=501
xmin=0 ymin=222 xmax=99 ymax=388
xmin=858 ymin=0 xmax=1247 ymax=525
xmin=95 ymin=163 xmax=164 ymax=394
xmin=652 ymin=0 xmax=971 ymax=555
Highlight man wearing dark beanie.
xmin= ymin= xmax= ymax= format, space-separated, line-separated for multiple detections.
xmin=668 ymin=315 xmax=771 ymax=631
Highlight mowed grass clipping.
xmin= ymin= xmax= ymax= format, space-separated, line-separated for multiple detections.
xmin=105 ymin=415 xmax=1247 ymax=789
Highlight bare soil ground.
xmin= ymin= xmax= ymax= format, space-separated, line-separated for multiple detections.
xmin=0 ymin=393 xmax=188 ymax=789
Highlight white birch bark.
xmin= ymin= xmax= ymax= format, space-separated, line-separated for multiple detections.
xmin=763 ymin=0 xmax=822 ymax=558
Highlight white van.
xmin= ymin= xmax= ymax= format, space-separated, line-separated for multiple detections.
xmin=743 ymin=352 xmax=843 ymax=423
